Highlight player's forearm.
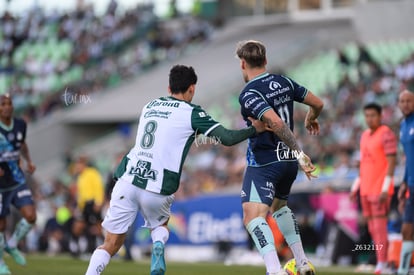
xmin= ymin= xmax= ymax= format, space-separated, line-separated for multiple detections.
xmin=263 ymin=116 xmax=301 ymax=152
xmin=386 ymin=155 xmax=397 ymax=177
xmin=306 ymin=106 xmax=321 ymax=121
xmin=20 ymin=143 xmax=32 ymax=163
xmin=209 ymin=125 xmax=256 ymax=146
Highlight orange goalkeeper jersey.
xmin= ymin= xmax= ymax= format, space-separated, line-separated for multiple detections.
xmin=359 ymin=125 xmax=397 ymax=196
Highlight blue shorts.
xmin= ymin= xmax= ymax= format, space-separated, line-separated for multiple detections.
xmin=403 ymin=187 xmax=414 ymax=223
xmin=241 ymin=161 xmax=298 ymax=206
xmin=0 ymin=184 xmax=34 ymax=217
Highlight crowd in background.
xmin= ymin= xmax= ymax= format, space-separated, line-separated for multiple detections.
xmin=0 ymin=1 xmax=212 ymax=121
xmin=2 ymin=0 xmax=414 ymax=261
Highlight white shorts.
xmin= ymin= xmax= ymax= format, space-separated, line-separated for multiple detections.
xmin=102 ymin=178 xmax=174 ymax=234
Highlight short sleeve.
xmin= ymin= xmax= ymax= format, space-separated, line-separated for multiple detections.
xmin=282 ymin=75 xmax=308 ymax=102
xmin=240 ymin=90 xmax=272 ymax=120
xmin=382 ymin=127 xmax=397 ymax=155
xmin=191 ymin=105 xmax=220 ymax=136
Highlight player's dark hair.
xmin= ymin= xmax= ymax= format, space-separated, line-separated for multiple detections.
xmin=363 ymin=102 xmax=382 ymax=115
xmin=169 ymin=65 xmax=198 ymax=94
xmin=236 ymin=40 xmax=266 ymax=68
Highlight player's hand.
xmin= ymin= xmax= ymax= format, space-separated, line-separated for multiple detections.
xmin=398 ymin=182 xmax=408 ymax=201
xmin=305 ymin=118 xmax=320 ymax=136
xmin=349 ymin=190 xmax=358 ymax=202
xmin=296 ymin=151 xmax=317 ymax=180
xmin=248 ymin=117 xmax=271 ymax=133
xmin=379 ymin=191 xmax=388 ymax=203
xmin=26 ymin=162 xmax=36 ymax=174
xmin=0 ymin=168 xmax=4 ymax=177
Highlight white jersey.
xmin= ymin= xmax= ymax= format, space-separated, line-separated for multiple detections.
xmin=115 ymin=96 xmax=220 ymax=195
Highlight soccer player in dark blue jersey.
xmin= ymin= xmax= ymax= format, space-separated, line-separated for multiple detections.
xmin=0 ymin=94 xmax=36 ymax=275
xmin=236 ymin=40 xmax=323 ymax=275
xmin=397 ymin=89 xmax=414 ymax=275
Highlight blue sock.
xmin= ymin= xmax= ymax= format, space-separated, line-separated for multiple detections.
xmin=273 ymin=206 xmax=307 ymax=265
xmin=8 ymin=218 xmax=33 ymax=249
xmin=246 ymin=217 xmax=276 ymax=256
xmin=398 ymin=241 xmax=414 ymax=275
xmin=273 ymin=206 xmax=301 ymax=245
xmin=0 ymin=233 xmax=5 ymax=264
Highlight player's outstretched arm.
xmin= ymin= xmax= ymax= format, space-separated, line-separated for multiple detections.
xmin=20 ymin=142 xmax=36 ymax=174
xmin=302 ymin=91 xmax=324 ymax=135
xmin=208 ymin=117 xmax=267 ymax=146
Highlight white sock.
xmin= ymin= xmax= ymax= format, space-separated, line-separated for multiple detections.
xmin=0 ymin=233 xmax=5 ymax=265
xmin=151 ymin=226 xmax=169 ymax=244
xmin=263 ymin=251 xmax=281 ymax=273
xmin=290 ymin=241 xmax=308 ymax=266
xmin=85 ymin=249 xmax=111 ymax=275
xmin=375 ymin=261 xmax=386 ymax=271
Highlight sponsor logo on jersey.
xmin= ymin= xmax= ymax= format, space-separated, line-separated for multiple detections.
xmin=17 ymin=189 xmax=32 ymax=198
xmin=144 ymin=109 xmax=172 ymax=119
xmin=7 ymin=133 xmax=14 ymax=141
xmin=129 ymin=160 xmax=158 ymax=181
xmin=242 ymin=92 xmax=254 ymax=99
xmin=266 ymin=86 xmax=290 ymax=98
xmin=146 ymin=100 xmax=180 ymax=109
xmin=17 ymin=132 xmax=23 ymax=141
xmin=269 ymin=81 xmax=282 ymax=90
xmin=198 ymin=112 xmax=207 ymax=118
xmin=244 ymin=96 xmax=260 ymax=108
xmin=273 ymin=94 xmax=291 ymax=105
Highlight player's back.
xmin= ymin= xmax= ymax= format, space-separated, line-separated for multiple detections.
xmin=239 ymin=73 xmax=308 ymax=166
xmin=118 ymin=96 xmax=199 ymax=195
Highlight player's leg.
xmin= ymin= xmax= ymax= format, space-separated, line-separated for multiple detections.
xmin=85 ymin=232 xmax=126 ymax=275
xmin=370 ymin=196 xmax=391 ymax=274
xmin=397 ymin=191 xmax=414 ymax=275
xmin=6 ymin=184 xmax=36 ymax=266
xmin=85 ymin=179 xmax=139 ymax=275
xmin=0 ymin=192 xmax=12 ymax=275
xmin=139 ymin=190 xmax=174 ymax=275
xmin=242 ymin=165 xmax=282 ymax=275
xmin=270 ymin=162 xmax=313 ymax=275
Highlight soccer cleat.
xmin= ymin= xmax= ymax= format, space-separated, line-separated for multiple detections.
xmin=5 ymin=247 xmax=26 ymax=266
xmin=150 ymin=241 xmax=165 ymax=275
xmin=0 ymin=263 xmax=11 ymax=275
xmin=297 ymin=261 xmax=315 ymax=275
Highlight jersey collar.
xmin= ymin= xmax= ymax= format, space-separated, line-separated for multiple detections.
xmin=0 ymin=119 xmax=14 ymax=131
xmin=247 ymin=72 xmax=269 ymax=85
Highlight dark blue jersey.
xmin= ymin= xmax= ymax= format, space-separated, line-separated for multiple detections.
xmin=400 ymin=113 xmax=414 ymax=188
xmin=0 ymin=118 xmax=27 ymax=190
xmin=239 ymin=73 xmax=308 ymax=166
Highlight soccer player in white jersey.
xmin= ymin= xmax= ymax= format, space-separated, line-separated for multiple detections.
xmin=85 ymin=65 xmax=268 ymax=275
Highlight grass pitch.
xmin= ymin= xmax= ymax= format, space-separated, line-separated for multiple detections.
xmin=4 ymin=254 xmax=367 ymax=275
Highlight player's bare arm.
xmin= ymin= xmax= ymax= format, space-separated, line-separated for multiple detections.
xmin=380 ymin=153 xmax=397 ymax=202
xmin=302 ymin=91 xmax=324 ymax=135
xmin=20 ymin=142 xmax=36 ymax=174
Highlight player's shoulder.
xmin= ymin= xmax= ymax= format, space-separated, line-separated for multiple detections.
xmin=12 ymin=117 xmax=27 ymax=131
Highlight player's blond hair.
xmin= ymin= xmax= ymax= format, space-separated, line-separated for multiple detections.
xmin=236 ymin=40 xmax=266 ymax=68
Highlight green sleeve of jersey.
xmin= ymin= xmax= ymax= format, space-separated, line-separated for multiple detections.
xmin=191 ymin=105 xmax=220 ymax=136
xmin=209 ymin=125 xmax=256 ymax=146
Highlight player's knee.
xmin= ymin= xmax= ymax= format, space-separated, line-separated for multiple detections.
xmin=25 ymin=213 xmax=37 ymax=224
xmin=401 ymin=223 xmax=414 ymax=240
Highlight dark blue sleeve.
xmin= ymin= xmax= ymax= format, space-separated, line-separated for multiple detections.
xmin=239 ymin=91 xmax=272 ymax=121
xmin=282 ymin=75 xmax=308 ymax=102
